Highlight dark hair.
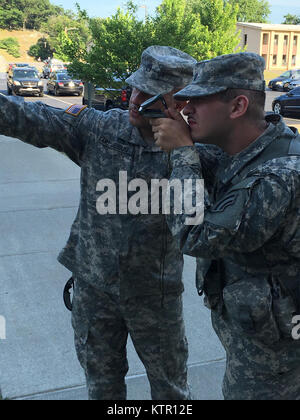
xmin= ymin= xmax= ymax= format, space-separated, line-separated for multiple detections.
xmin=217 ymin=88 xmax=266 ymax=120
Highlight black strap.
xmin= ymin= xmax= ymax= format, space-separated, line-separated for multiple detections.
xmin=203 ymin=259 xmax=225 ymax=312
xmin=231 ymin=133 xmax=300 ymax=186
xmin=63 ymin=277 xmax=74 ymax=311
xmin=278 ymin=276 xmax=300 ymax=315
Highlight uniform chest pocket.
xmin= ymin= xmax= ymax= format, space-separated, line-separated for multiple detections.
xmin=97 ymin=136 xmax=135 ymax=179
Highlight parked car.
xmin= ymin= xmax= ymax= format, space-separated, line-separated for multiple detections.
xmin=272 ymin=87 xmax=300 ymax=116
xmin=7 ymin=67 xmax=44 ymax=97
xmin=7 ymin=62 xmax=31 ymax=76
xmin=47 ymin=72 xmax=84 ymax=96
xmin=14 ymin=63 xmax=31 ymax=68
xmin=42 ymin=59 xmax=66 ymax=79
xmin=268 ymin=69 xmax=300 ymax=91
xmin=82 ymin=83 xmax=132 ymax=111
xmin=283 ymin=78 xmax=300 ymax=91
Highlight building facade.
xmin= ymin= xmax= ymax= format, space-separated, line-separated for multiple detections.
xmin=237 ymin=22 xmax=300 ymax=70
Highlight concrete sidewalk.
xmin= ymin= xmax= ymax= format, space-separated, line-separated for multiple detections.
xmin=0 ymin=134 xmax=225 ymax=400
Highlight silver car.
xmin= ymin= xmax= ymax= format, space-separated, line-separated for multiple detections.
xmin=269 ymin=69 xmax=300 ymax=91
xmin=285 ymin=78 xmax=300 ymax=91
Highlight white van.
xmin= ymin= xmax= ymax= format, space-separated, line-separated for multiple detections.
xmin=43 ymin=59 xmax=66 ymax=78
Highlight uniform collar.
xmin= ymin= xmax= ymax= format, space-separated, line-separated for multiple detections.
xmin=216 ymin=114 xmax=287 ymax=186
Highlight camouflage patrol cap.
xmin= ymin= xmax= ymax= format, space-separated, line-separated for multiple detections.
xmin=125 ymin=45 xmax=197 ymax=95
xmin=174 ymin=52 xmax=266 ymax=100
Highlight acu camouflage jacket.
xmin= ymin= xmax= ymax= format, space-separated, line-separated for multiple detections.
xmin=0 ymin=96 xmax=222 ymax=297
xmin=167 ymin=114 xmax=300 ymax=318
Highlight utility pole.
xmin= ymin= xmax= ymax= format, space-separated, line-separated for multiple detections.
xmin=86 ymin=41 xmax=95 ymax=108
xmin=140 ymin=4 xmax=148 ymax=22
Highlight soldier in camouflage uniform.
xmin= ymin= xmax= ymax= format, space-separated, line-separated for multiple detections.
xmin=150 ymin=52 xmax=300 ymax=400
xmin=0 ymin=46 xmax=197 ymax=400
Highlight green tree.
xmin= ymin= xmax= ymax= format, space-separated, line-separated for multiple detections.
xmin=184 ymin=0 xmax=242 ymax=59
xmin=19 ymin=0 xmax=58 ymax=30
xmin=0 ymin=1 xmax=23 ymax=29
xmin=0 ymin=0 xmax=63 ymax=30
xmin=44 ymin=12 xmax=90 ymax=54
xmin=66 ymin=2 xmax=155 ymax=86
xmin=152 ymin=0 xmax=196 ymax=53
xmin=225 ymin=0 xmax=270 ymax=23
xmin=59 ymin=0 xmax=242 ymax=85
xmin=28 ymin=37 xmax=53 ymax=60
xmin=153 ymin=0 xmax=241 ymax=59
xmin=282 ymin=14 xmax=300 ymax=25
xmin=52 ymin=29 xmax=84 ymax=62
xmin=28 ymin=4 xmax=90 ymax=62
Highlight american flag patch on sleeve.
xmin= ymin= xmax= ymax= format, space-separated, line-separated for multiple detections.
xmin=65 ymin=104 xmax=88 ymax=117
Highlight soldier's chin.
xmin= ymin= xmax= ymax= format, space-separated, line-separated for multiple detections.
xmin=190 ymin=127 xmax=207 ymax=144
xmin=129 ymin=110 xmax=146 ymax=127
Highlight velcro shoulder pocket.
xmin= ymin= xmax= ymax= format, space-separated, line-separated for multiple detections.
xmin=205 ymin=176 xmax=259 ymax=231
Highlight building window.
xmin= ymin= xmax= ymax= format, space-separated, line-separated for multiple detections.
xmin=284 ymin=35 xmax=289 ymax=46
xmin=292 ymin=55 xmax=297 ymax=66
xmin=274 ymin=35 xmax=279 ymax=45
xmin=273 ymin=55 xmax=277 ymax=65
xmin=294 ymin=36 xmax=298 ymax=46
xmin=263 ymin=33 xmax=269 ymax=45
xmin=244 ymin=34 xmax=248 ymax=46
xmin=282 ymin=55 xmax=287 ymax=65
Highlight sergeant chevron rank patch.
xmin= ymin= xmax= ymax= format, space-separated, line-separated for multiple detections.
xmin=214 ymin=193 xmax=237 ymax=212
xmin=65 ymin=104 xmax=88 ymax=117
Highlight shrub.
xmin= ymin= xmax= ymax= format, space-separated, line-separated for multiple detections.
xmin=0 ymin=37 xmax=21 ymax=58
xmin=28 ymin=37 xmax=53 ymax=60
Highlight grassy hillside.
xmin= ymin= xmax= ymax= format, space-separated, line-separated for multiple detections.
xmin=0 ymin=29 xmax=44 ymax=71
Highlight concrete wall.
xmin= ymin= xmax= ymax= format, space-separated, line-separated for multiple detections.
xmin=238 ymin=25 xmax=261 ymax=55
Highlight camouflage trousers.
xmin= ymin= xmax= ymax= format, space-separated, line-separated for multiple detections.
xmin=212 ymin=310 xmax=300 ymax=400
xmin=71 ymin=279 xmax=190 ymax=400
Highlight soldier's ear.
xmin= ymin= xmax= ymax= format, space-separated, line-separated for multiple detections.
xmin=229 ymin=95 xmax=249 ymax=120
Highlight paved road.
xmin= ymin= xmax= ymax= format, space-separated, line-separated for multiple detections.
xmin=265 ymin=88 xmax=300 ymax=127
xmin=0 ymin=74 xmax=83 ymax=109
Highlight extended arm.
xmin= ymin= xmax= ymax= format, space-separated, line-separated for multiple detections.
xmin=0 ymin=96 xmax=96 ymax=165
